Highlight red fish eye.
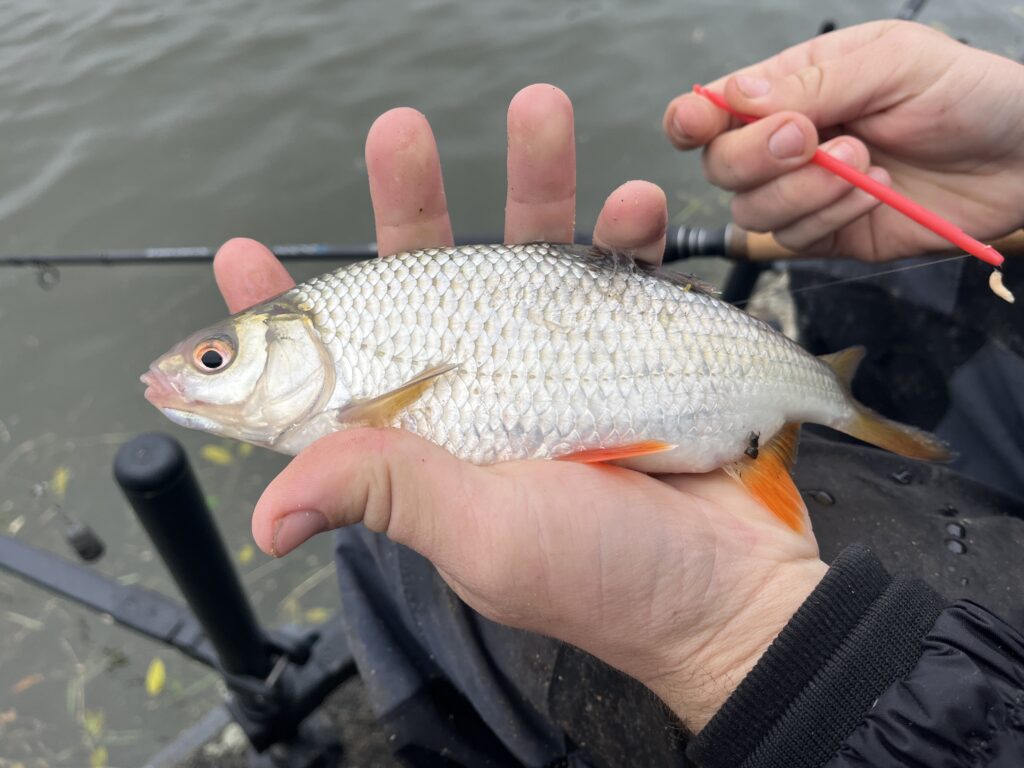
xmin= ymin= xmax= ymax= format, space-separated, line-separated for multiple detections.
xmin=192 ymin=337 xmax=234 ymax=372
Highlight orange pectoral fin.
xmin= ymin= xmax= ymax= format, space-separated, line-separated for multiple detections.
xmin=556 ymin=440 xmax=676 ymax=464
xmin=724 ymin=424 xmax=807 ymax=533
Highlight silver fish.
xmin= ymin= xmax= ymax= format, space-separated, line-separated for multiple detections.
xmin=142 ymin=243 xmax=948 ymax=530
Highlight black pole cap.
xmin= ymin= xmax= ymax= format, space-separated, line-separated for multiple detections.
xmin=114 ymin=432 xmax=189 ymax=494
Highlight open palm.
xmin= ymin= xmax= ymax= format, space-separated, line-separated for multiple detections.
xmin=213 ymin=85 xmax=824 ymax=730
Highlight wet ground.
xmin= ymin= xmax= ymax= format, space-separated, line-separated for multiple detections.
xmin=0 ymin=1 xmax=1021 ymax=766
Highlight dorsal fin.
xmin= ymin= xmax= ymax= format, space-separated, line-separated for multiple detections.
xmin=554 ymin=243 xmax=719 ymax=296
xmin=819 ymin=345 xmax=866 ymax=387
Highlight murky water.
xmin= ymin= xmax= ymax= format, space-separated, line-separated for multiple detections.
xmin=1 ymin=1 xmax=1021 ymax=765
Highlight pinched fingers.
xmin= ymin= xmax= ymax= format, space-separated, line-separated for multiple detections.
xmin=730 ymin=136 xmax=870 ymax=232
xmin=664 ymin=91 xmax=736 ymax=151
xmin=773 ymin=166 xmax=890 ymax=254
xmin=701 ymin=111 xmax=818 ymax=191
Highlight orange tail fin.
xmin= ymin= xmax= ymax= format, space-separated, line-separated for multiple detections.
xmin=820 ymin=346 xmax=952 ymax=462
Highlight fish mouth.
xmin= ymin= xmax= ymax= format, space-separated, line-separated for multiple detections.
xmin=161 ymin=407 xmax=224 ymax=432
xmin=141 ymin=365 xmax=185 ymax=409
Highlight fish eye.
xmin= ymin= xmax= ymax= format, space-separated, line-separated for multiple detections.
xmin=192 ymin=336 xmax=234 ymax=373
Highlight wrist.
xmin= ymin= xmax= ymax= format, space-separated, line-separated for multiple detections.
xmin=648 ymin=557 xmax=828 ymax=732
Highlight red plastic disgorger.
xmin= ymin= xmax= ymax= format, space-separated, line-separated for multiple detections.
xmin=692 ymin=84 xmax=1005 ymax=268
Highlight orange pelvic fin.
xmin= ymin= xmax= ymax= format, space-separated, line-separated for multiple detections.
xmin=556 ymin=440 xmax=676 ymax=464
xmin=724 ymin=423 xmax=807 ymax=533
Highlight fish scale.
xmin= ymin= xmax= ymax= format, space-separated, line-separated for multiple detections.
xmin=288 ymin=243 xmax=846 ymax=471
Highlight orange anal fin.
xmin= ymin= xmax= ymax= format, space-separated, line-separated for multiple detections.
xmin=556 ymin=440 xmax=676 ymax=464
xmin=725 ymin=424 xmax=807 ymax=533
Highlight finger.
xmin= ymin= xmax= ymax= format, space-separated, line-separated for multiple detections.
xmin=702 ymin=111 xmax=818 ymax=191
xmin=730 ymin=136 xmax=870 ymax=232
xmin=722 ymin=22 xmax=949 ymax=127
xmin=366 ymin=108 xmax=454 ymax=257
xmin=213 ymin=238 xmax=295 ymax=313
xmin=774 ymin=165 xmax=890 ymax=254
xmin=663 ymin=21 xmax=897 ymax=148
xmin=663 ymin=92 xmax=736 ymax=151
xmin=252 ymin=427 xmax=509 ymax=566
xmin=593 ymin=180 xmax=668 ymax=265
xmin=505 ymin=84 xmax=576 ymax=244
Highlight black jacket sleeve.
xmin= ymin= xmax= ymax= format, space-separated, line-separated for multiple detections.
xmin=686 ymin=544 xmax=1024 ymax=768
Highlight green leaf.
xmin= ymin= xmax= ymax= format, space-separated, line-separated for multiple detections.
xmin=304 ymin=607 xmax=331 ymax=624
xmin=200 ymin=445 xmax=234 ymax=466
xmin=83 ymin=708 xmax=105 ymax=738
xmin=145 ymin=658 xmax=166 ymax=697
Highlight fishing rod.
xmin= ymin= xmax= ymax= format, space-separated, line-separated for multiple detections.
xmin=896 ymin=0 xmax=928 ymax=21
xmin=2 ymin=225 xmax=1021 ymax=268
xmin=0 ymin=226 xmax=718 ymax=266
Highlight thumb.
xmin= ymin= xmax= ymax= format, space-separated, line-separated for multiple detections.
xmin=252 ymin=427 xmax=510 ymax=563
xmin=723 ymin=25 xmax=943 ymax=128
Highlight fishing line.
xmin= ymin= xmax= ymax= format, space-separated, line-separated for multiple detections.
xmin=732 ymin=253 xmax=971 ymax=308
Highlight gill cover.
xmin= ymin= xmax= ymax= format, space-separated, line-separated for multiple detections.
xmin=255 ymin=311 xmax=336 ymax=433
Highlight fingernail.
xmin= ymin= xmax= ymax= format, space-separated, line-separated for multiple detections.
xmin=272 ymin=510 xmax=328 ymax=557
xmin=671 ymin=108 xmax=691 ymax=141
xmin=736 ymin=75 xmax=771 ymax=98
xmin=827 ymin=141 xmax=856 ymax=164
xmin=768 ymin=121 xmax=805 ymax=159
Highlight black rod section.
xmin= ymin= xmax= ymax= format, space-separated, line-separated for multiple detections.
xmin=0 ymin=226 xmax=724 ymax=267
xmin=114 ymin=432 xmax=272 ymax=678
xmin=896 ymin=0 xmax=928 ymax=21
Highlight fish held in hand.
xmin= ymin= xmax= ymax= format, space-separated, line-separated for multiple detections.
xmin=142 ymin=243 xmax=950 ymax=532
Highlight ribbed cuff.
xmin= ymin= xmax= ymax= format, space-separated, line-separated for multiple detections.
xmin=686 ymin=544 xmax=945 ymax=768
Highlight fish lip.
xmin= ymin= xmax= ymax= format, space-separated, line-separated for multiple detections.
xmin=141 ymin=365 xmax=185 ymax=409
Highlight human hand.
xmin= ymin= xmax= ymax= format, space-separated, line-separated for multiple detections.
xmin=664 ymin=20 xmax=1024 ymax=262
xmin=213 ymin=84 xmax=827 ymax=732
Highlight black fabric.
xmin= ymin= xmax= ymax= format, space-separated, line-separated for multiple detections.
xmin=747 ymin=574 xmax=943 ymax=767
xmin=687 ymin=545 xmax=890 ymax=767
xmin=829 ymin=601 xmax=1024 ymax=767
xmin=383 ymin=678 xmax=527 ymax=767
xmin=792 ymin=433 xmax=1024 ymax=634
xmin=545 ymin=643 xmax=687 ymax=767
xmin=686 ymin=545 xmax=944 ymax=768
